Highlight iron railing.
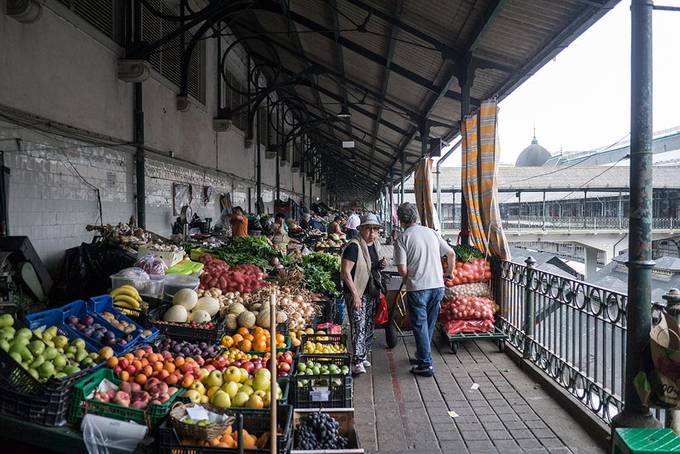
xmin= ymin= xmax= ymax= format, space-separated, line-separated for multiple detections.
xmin=442 ymin=216 xmax=680 ymax=232
xmin=493 ymin=257 xmax=628 ymax=424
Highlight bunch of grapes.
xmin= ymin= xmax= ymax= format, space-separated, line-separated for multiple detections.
xmin=294 ymin=411 xmax=350 ymax=450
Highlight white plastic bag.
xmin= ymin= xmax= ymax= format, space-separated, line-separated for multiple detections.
xmin=81 ymin=414 xmax=148 ymax=454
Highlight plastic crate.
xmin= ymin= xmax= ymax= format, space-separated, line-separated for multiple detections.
xmin=68 ymin=367 xmax=182 ymax=428
xmin=151 ymin=303 xmax=225 ymax=343
xmin=300 ymin=333 xmax=348 ymax=357
xmin=291 ymin=356 xmax=352 ymax=409
xmin=113 ymin=295 xmax=165 ymax=329
xmin=157 ymin=405 xmax=294 ymax=453
xmin=151 ymin=335 xmax=222 ymax=359
xmin=0 ymin=377 xmax=73 ymax=426
xmin=224 ymin=322 xmax=289 ymax=337
xmin=89 ymin=295 xmax=158 ymax=343
xmin=612 ymin=428 xmax=680 ymax=454
xmin=291 ymin=408 xmax=363 ymax=453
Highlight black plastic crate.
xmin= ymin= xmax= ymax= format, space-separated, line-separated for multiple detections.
xmin=157 ymin=405 xmax=293 ymax=453
xmin=151 ymin=304 xmax=225 ymax=343
xmin=112 ymin=296 xmax=165 ymax=329
xmin=0 ymin=377 xmax=72 ymax=426
xmin=300 ymin=333 xmax=348 ymax=358
xmin=292 ymin=355 xmax=352 ymax=409
xmin=224 ymin=322 xmax=289 ymax=338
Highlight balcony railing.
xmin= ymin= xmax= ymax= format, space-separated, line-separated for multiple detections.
xmin=492 ymin=258 xmax=668 ymax=425
xmin=441 ymin=216 xmax=679 ymax=231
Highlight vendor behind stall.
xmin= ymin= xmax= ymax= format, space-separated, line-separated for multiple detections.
xmin=270 ymin=212 xmax=290 ymax=251
xmin=230 ymin=206 xmax=248 ymax=237
xmin=328 ymin=221 xmax=346 ymax=240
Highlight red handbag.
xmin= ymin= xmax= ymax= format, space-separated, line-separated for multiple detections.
xmin=375 ymin=293 xmax=388 ymax=325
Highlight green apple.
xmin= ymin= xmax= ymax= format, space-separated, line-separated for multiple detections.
xmin=231 ymin=391 xmax=249 ymax=407
xmin=255 ymin=368 xmax=271 ymax=381
xmin=204 ymin=370 xmax=223 ymax=388
xmin=53 ymin=355 xmax=67 ymax=370
xmin=43 ymin=347 xmax=58 ymax=360
xmin=0 ymin=313 xmax=14 ymax=328
xmin=240 ymin=384 xmax=254 ymax=396
xmin=211 ymin=390 xmax=231 ymax=409
xmin=183 ymin=389 xmax=202 ymax=403
xmin=252 ymin=375 xmax=270 ymax=392
xmin=38 ymin=361 xmax=55 ymax=379
xmin=238 ymin=368 xmax=249 ymax=383
xmin=191 ymin=381 xmax=206 ymax=395
xmin=0 ymin=326 xmax=16 ymax=341
xmin=223 ymin=381 xmax=239 ymax=399
xmin=28 ymin=340 xmax=46 ymax=356
xmin=223 ymin=366 xmax=241 ymax=384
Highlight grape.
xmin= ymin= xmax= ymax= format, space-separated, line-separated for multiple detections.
xmin=294 ymin=411 xmax=348 ymax=450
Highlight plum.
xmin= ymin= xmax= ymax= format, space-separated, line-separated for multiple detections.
xmin=83 ymin=315 xmax=95 ymax=326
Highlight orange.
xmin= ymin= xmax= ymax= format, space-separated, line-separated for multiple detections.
xmin=254 ymin=339 xmax=267 ymax=352
xmin=232 ymin=334 xmax=243 ymax=344
xmin=175 ymin=356 xmax=185 ymax=367
xmin=119 ymin=370 xmax=130 ymax=382
xmin=135 ymin=373 xmax=147 ymax=385
xmin=245 ymin=333 xmax=254 ymax=342
xmin=124 ymin=353 xmax=134 ymax=362
xmin=237 ymin=327 xmax=249 ymax=336
xmin=153 ymin=361 xmax=164 ymax=372
xmin=107 ymin=357 xmax=118 ymax=368
xmin=253 ymin=326 xmax=264 ymax=335
xmin=239 ymin=339 xmax=252 ymax=352
xmin=132 ymin=360 xmax=143 ymax=371
xmin=276 ymin=334 xmax=285 ymax=345
xmin=164 ymin=362 xmax=176 ymax=373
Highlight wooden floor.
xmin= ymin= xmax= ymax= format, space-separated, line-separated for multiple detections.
xmin=353 ymin=330 xmax=605 ymax=454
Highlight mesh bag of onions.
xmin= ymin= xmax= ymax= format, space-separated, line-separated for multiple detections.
xmin=445 ymin=282 xmax=491 ymax=299
xmin=439 ymin=295 xmax=496 ymax=335
xmin=442 ymin=319 xmax=494 ymax=335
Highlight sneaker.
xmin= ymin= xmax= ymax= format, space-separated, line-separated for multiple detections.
xmin=410 ymin=365 xmax=434 ymax=377
xmin=408 ymin=358 xmax=419 ymax=366
xmin=362 ymin=360 xmax=371 ymax=367
xmin=352 ymin=363 xmax=367 ymax=375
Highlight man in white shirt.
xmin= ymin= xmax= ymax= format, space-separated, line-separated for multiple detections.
xmin=394 ymin=203 xmax=455 ymax=377
xmin=345 ymin=211 xmax=361 ymax=240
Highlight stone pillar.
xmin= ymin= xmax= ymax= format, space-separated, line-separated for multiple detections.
xmin=584 ymin=246 xmax=599 ymax=279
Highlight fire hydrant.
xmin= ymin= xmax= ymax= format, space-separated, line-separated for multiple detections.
xmin=662 ymin=288 xmax=680 ymax=433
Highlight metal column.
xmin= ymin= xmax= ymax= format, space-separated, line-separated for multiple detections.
xmin=459 ymin=62 xmax=472 ymax=245
xmin=132 ymin=0 xmax=145 ymax=228
xmin=611 ymin=0 xmax=660 ymax=430
xmin=542 ymin=191 xmax=546 ymax=230
xmin=400 ymin=151 xmax=405 ymax=204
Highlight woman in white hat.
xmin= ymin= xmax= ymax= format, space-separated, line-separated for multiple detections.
xmin=340 ymin=213 xmax=386 ymax=374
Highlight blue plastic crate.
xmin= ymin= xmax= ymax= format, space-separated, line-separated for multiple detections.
xmin=88 ymin=295 xmax=159 ymax=345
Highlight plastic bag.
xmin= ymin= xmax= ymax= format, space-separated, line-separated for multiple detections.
xmin=81 ymin=413 xmax=148 ymax=454
xmin=440 ymin=296 xmax=495 ymax=321
xmin=374 ymin=293 xmax=388 ymax=326
xmin=442 ymin=319 xmax=494 ymax=335
xmin=134 ymin=255 xmax=167 ymax=276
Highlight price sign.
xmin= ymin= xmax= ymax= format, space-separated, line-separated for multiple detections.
xmin=311 ymin=387 xmax=330 ymax=402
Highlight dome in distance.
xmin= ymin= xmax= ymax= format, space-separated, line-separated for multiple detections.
xmin=515 ymin=135 xmax=551 ymax=167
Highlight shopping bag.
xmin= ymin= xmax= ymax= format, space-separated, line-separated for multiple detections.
xmin=375 ymin=293 xmax=388 ymax=326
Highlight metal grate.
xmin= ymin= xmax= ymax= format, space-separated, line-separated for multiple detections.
xmin=57 ymin=0 xmax=123 ymax=44
xmin=140 ymin=0 xmax=205 ymax=104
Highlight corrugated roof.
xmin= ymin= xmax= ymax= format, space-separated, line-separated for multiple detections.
xmin=230 ymin=0 xmax=620 ymax=197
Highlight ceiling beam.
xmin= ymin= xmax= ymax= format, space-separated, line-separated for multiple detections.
xmin=383 ymin=0 xmax=509 ymax=183
xmin=368 ymin=0 xmax=402 ymax=174
xmin=329 ymin=0 xmax=352 ymax=138
xmin=255 ymin=2 xmax=481 ymax=106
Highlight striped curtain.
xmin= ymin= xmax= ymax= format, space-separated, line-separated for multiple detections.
xmin=414 ymin=158 xmax=440 ymax=230
xmin=461 ymin=100 xmax=510 ymax=259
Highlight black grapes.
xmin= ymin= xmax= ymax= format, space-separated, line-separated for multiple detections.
xmin=294 ymin=411 xmax=350 ymax=450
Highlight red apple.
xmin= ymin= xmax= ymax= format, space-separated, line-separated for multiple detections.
xmin=278 ymin=363 xmax=291 ymax=373
xmin=242 ymin=361 xmax=255 ymax=374
xmin=120 ymin=358 xmax=129 ymax=369
xmin=126 ymin=365 xmax=136 ymax=375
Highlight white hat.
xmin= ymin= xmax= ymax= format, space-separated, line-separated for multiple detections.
xmin=359 ymin=213 xmax=381 ymax=227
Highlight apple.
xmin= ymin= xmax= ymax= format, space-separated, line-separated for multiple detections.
xmin=255 ymin=368 xmax=271 ymax=381
xmin=223 ymin=381 xmax=239 ymax=398
xmin=278 ymin=362 xmax=291 ymax=373
xmin=246 ymin=394 xmax=264 ymax=409
xmin=191 ymin=381 xmax=206 ymax=395
xmin=238 ymin=368 xmax=249 ymax=383
xmin=241 ymin=361 xmax=255 ymax=375
xmin=204 ymin=370 xmax=223 ymax=388
xmin=211 ymin=390 xmax=231 ymax=409
xmin=183 ymin=389 xmax=201 ymax=403
xmin=224 ymin=366 xmax=241 ymax=384
xmin=253 ymin=375 xmax=270 ymax=392
xmin=232 ymin=391 xmax=249 ymax=407
xmin=241 ymin=384 xmax=254 ymax=396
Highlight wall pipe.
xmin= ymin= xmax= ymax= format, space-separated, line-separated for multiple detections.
xmin=611 ymin=0 xmax=660 ymax=430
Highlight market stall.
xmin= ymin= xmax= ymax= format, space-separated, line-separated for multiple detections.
xmin=0 ymin=227 xmax=360 ymax=454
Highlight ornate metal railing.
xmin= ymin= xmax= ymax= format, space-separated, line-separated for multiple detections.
xmin=441 ymin=216 xmax=679 ymax=232
xmin=493 ymin=258 xmax=628 ymax=424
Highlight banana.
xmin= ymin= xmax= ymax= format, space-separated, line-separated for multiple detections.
xmin=113 ymin=294 xmax=141 ymax=309
xmin=111 ymin=286 xmax=141 ymax=301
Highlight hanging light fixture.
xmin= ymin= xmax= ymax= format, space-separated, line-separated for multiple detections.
xmin=337 ymin=104 xmax=351 ymax=119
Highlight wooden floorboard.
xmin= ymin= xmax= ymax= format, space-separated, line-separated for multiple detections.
xmin=353 ymin=330 xmax=605 ymax=454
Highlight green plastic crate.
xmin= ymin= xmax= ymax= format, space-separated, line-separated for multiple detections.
xmin=612 ymin=428 xmax=680 ymax=454
xmin=68 ymin=368 xmax=183 ymax=428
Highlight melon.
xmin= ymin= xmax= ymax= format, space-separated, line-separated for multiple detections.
xmin=228 ymin=303 xmax=246 ymax=316
xmin=237 ymin=311 xmax=256 ymax=329
xmin=189 ymin=309 xmax=211 ymax=323
xmin=173 ymin=289 xmax=198 ymax=311
xmin=276 ymin=311 xmax=288 ymax=324
xmin=163 ymin=305 xmax=188 ymax=323
xmin=194 ymin=296 xmax=219 ymax=316
xmin=226 ymin=313 xmax=238 ymax=330
xmin=256 ymin=310 xmax=271 ymax=329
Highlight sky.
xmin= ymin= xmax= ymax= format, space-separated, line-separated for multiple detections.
xmin=443 ymin=0 xmax=680 ymax=167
